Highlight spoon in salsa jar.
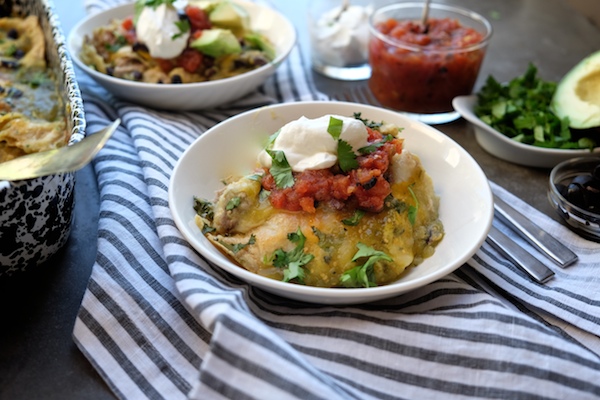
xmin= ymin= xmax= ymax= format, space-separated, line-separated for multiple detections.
xmin=420 ymin=0 xmax=431 ymax=33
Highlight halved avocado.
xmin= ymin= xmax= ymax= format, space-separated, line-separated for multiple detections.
xmin=551 ymin=50 xmax=600 ymax=129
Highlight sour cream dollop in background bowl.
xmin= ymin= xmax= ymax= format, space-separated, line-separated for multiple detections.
xmin=67 ymin=0 xmax=296 ymax=110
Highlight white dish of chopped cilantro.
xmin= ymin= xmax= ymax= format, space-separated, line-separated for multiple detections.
xmin=453 ymin=64 xmax=600 ymax=168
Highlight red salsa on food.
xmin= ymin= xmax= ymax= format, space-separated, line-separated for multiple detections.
xmin=369 ymin=17 xmax=486 ymax=113
xmin=261 ymin=126 xmax=402 ymax=214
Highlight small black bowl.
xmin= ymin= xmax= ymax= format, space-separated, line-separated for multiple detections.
xmin=548 ymin=156 xmax=600 ymax=242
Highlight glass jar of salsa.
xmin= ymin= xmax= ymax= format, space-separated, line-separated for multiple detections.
xmin=368 ymin=3 xmax=492 ymax=124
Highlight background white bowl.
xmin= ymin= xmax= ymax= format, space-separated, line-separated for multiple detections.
xmin=453 ymin=95 xmax=600 ymax=168
xmin=67 ymin=1 xmax=296 ymax=110
xmin=169 ymin=101 xmax=494 ymax=304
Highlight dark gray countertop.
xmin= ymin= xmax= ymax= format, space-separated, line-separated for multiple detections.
xmin=0 ymin=1 xmax=598 ymax=399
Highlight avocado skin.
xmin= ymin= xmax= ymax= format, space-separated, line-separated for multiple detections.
xmin=552 ymin=50 xmax=600 ymax=129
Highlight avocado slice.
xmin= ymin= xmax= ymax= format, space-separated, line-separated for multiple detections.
xmin=244 ymin=32 xmax=276 ymax=60
xmin=209 ymin=1 xmax=249 ymax=37
xmin=190 ymin=28 xmax=242 ymax=58
xmin=552 ymin=50 xmax=600 ymax=129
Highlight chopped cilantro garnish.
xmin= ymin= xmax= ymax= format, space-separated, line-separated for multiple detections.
xmin=407 ymin=185 xmax=419 ymax=225
xmin=266 ymin=149 xmax=294 ymax=188
xmin=218 ymin=234 xmax=256 ymax=254
xmin=272 ymin=228 xmax=314 ymax=284
xmin=225 ymin=196 xmax=241 ymax=210
xmin=4 ymin=44 xmax=17 ymax=57
xmin=340 ymin=243 xmax=393 ymax=288
xmin=246 ymin=173 xmax=263 ymax=181
xmin=193 ymin=196 xmax=214 ymax=220
xmin=337 ymin=139 xmax=358 ymax=172
xmin=353 ymin=112 xmax=383 ymax=130
xmin=358 ymin=134 xmax=393 ymax=155
xmin=327 ymin=116 xmax=343 ymax=140
xmin=341 ymin=210 xmax=365 ymax=226
xmin=172 ymin=19 xmax=190 ymax=40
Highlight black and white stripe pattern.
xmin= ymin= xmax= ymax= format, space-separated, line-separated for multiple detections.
xmin=73 ymin=1 xmax=600 ymax=399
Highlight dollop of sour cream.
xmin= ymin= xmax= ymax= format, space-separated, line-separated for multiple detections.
xmin=258 ymin=115 xmax=370 ymax=172
xmin=311 ymin=5 xmax=372 ymax=67
xmin=136 ymin=3 xmax=190 ymax=59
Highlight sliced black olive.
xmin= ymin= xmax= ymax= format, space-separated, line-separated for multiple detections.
xmin=566 ymin=182 xmax=587 ymax=208
xmin=7 ymin=28 xmax=18 ymax=39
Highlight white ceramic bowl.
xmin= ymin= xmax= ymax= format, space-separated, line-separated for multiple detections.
xmin=67 ymin=1 xmax=296 ymax=110
xmin=453 ymin=95 xmax=600 ymax=168
xmin=169 ymin=101 xmax=493 ymax=304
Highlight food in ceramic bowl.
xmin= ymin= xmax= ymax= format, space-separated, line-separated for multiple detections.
xmin=0 ymin=0 xmax=86 ymax=275
xmin=169 ymin=101 xmax=493 ymax=304
xmin=548 ymin=156 xmax=600 ymax=242
xmin=67 ymin=0 xmax=296 ymax=110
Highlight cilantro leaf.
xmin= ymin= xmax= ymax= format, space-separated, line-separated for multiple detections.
xmin=217 ymin=235 xmax=256 ymax=254
xmin=342 ymin=210 xmax=365 ymax=226
xmin=327 ymin=116 xmax=343 ymax=140
xmin=340 ymin=243 xmax=393 ymax=288
xmin=172 ymin=19 xmax=190 ymax=40
xmin=337 ymin=139 xmax=358 ymax=172
xmin=193 ymin=196 xmax=214 ymax=220
xmin=266 ymin=149 xmax=294 ymax=188
xmin=271 ymin=228 xmax=314 ymax=284
xmin=225 ymin=196 xmax=241 ymax=210
xmin=407 ymin=185 xmax=419 ymax=225
xmin=353 ymin=112 xmax=383 ymax=130
xmin=358 ymin=134 xmax=393 ymax=155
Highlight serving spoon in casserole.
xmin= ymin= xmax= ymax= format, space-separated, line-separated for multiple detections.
xmin=0 ymin=119 xmax=120 ymax=182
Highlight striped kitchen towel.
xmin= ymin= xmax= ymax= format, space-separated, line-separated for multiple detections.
xmin=73 ymin=0 xmax=600 ymax=399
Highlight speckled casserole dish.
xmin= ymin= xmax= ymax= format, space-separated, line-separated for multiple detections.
xmin=0 ymin=0 xmax=86 ymax=275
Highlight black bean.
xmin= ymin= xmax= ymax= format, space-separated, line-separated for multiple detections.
xmin=131 ymin=70 xmax=143 ymax=81
xmin=132 ymin=42 xmax=149 ymax=53
xmin=106 ymin=67 xmax=114 ymax=76
xmin=1 ymin=59 xmax=18 ymax=69
xmin=13 ymin=48 xmax=24 ymax=59
xmin=7 ymin=87 xmax=22 ymax=98
xmin=7 ymin=28 xmax=18 ymax=39
xmin=362 ymin=177 xmax=377 ymax=190
xmin=171 ymin=74 xmax=182 ymax=84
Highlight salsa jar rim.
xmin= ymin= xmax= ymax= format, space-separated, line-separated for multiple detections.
xmin=368 ymin=2 xmax=493 ymax=54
